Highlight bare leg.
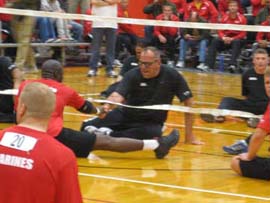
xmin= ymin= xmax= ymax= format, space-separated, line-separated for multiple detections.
xmin=93 ymin=134 xmax=144 ymax=152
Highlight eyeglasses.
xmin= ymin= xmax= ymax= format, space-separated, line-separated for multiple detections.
xmin=139 ymin=60 xmax=157 ymax=67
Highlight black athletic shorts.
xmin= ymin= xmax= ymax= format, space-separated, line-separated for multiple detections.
xmin=240 ymin=157 xmax=270 ymax=180
xmin=55 ymin=127 xmax=96 ymax=158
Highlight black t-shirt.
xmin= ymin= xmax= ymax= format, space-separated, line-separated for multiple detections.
xmin=116 ymin=65 xmax=192 ymax=123
xmin=242 ymin=68 xmax=268 ymax=103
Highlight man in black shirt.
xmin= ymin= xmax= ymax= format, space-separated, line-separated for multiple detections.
xmin=0 ymin=56 xmax=23 ymax=122
xmin=82 ymin=46 xmax=203 ymax=145
xmin=201 ymin=48 xmax=269 ymax=126
xmin=100 ymin=41 xmax=144 ymax=98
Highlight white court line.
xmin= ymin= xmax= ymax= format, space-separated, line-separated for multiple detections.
xmin=79 ymin=173 xmax=270 ymax=201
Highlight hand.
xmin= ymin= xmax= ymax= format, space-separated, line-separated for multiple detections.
xmin=236 ymin=153 xmax=252 ymax=161
xmin=101 ymin=103 xmax=113 ymax=116
xmin=184 ymin=34 xmax=192 ymax=40
xmin=158 ymin=35 xmax=167 ymax=43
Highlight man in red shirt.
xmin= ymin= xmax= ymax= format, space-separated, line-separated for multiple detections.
xmin=218 ymin=0 xmax=244 ymax=17
xmin=0 ymin=82 xmax=82 ymax=202
xmin=203 ymin=0 xmax=247 ymax=72
xmin=16 ymin=59 xmax=179 ymax=159
xmin=253 ymin=16 xmax=270 ymax=53
xmin=230 ymin=66 xmax=270 ymax=180
xmin=153 ymin=2 xmax=179 ymax=66
xmin=184 ymin=0 xmax=218 ymax=23
xmin=115 ymin=0 xmax=137 ymax=64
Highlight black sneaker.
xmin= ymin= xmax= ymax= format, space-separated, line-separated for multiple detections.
xmin=154 ymin=129 xmax=180 ymax=159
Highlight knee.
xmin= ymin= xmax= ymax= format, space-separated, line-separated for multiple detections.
xmin=93 ymin=134 xmax=114 ymax=150
xmin=231 ymin=156 xmax=242 ymax=176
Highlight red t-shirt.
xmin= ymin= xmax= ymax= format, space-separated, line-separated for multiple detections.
xmin=257 ymin=104 xmax=270 ymax=133
xmin=184 ymin=0 xmax=218 ymax=23
xmin=218 ymin=13 xmax=247 ymax=40
xmin=0 ymin=125 xmax=82 ymax=203
xmin=16 ymin=79 xmax=85 ymax=137
xmin=154 ymin=13 xmax=179 ymax=37
xmin=256 ymin=20 xmax=270 ymax=42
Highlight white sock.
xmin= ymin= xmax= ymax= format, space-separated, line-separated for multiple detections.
xmin=142 ymin=140 xmax=159 ymax=150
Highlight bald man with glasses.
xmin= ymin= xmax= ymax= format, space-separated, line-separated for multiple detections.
xmin=81 ymin=46 xmax=203 ymax=145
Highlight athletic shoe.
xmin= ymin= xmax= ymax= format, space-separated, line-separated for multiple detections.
xmin=176 ymin=61 xmax=184 ymax=68
xmin=84 ymin=125 xmax=98 ymax=134
xmin=166 ymin=60 xmax=174 ymax=68
xmin=196 ymin=64 xmax=209 ymax=72
xmin=113 ymin=59 xmax=123 ymax=67
xmin=87 ymin=70 xmax=97 ymax=77
xmin=107 ymin=70 xmax=117 ymax=78
xmin=154 ymin=129 xmax=180 ymax=159
xmin=222 ymin=140 xmax=248 ymax=155
xmin=96 ymin=127 xmax=113 ymax=136
xmin=197 ymin=63 xmax=206 ymax=70
xmin=247 ymin=117 xmax=260 ymax=128
xmin=228 ymin=64 xmax=237 ymax=73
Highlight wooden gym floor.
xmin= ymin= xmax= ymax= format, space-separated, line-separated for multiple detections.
xmin=1 ymin=66 xmax=269 ymax=202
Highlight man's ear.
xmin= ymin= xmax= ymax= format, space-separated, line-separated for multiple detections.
xmin=17 ymin=102 xmax=26 ymax=118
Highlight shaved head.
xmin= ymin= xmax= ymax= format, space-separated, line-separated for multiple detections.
xmin=41 ymin=59 xmax=63 ymax=82
xmin=19 ymin=82 xmax=56 ymax=120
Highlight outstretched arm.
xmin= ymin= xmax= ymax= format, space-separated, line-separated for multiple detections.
xmin=101 ymin=92 xmax=125 ymax=116
xmin=238 ymin=128 xmax=267 ymax=161
xmin=184 ymin=97 xmax=204 ymax=145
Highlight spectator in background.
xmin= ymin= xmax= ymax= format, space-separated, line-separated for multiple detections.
xmin=83 ymin=7 xmax=93 ymax=42
xmin=40 ymin=0 xmax=74 ymax=41
xmin=143 ymin=0 xmax=177 ymax=45
xmin=251 ymin=0 xmax=266 ymax=19
xmin=0 ymin=56 xmax=23 ymax=123
xmin=115 ymin=0 xmax=137 ymax=65
xmin=254 ymin=0 xmax=270 ymax=25
xmin=170 ymin=0 xmax=187 ymax=19
xmin=10 ymin=0 xmax=39 ymax=72
xmin=184 ymin=0 xmax=218 ymax=23
xmin=0 ymin=82 xmax=82 ymax=203
xmin=153 ymin=2 xmax=179 ymax=67
xmin=0 ymin=0 xmax=16 ymax=58
xmin=176 ymin=11 xmax=209 ymax=69
xmin=36 ymin=17 xmax=57 ymax=42
xmin=204 ymin=0 xmax=247 ymax=72
xmin=253 ymin=15 xmax=270 ymax=53
xmin=87 ymin=0 xmax=120 ymax=78
xmin=218 ymin=0 xmax=244 ymax=17
xmin=68 ymin=0 xmax=90 ymax=15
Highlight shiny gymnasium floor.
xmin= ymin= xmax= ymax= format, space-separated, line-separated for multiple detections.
xmin=1 ymin=66 xmax=270 ymax=203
